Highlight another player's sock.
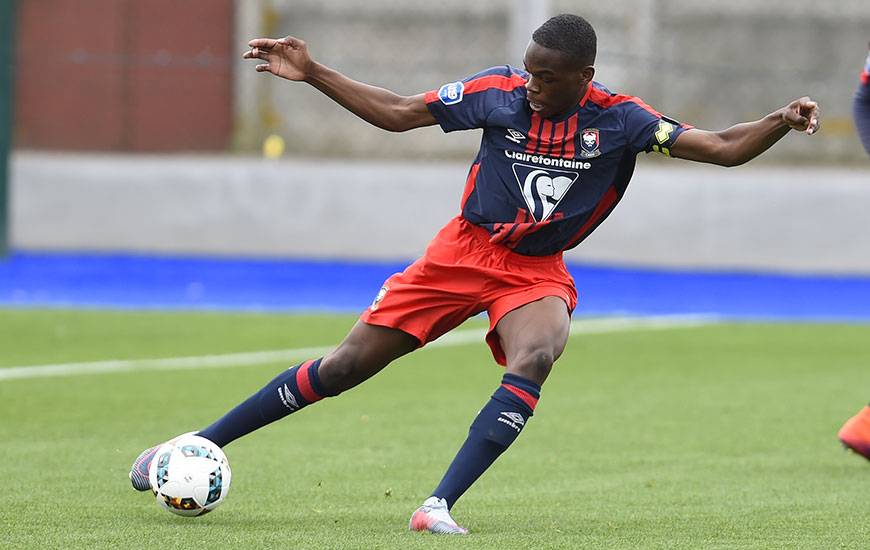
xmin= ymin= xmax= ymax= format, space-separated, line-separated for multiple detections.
xmin=431 ymin=372 xmax=540 ymax=508
xmin=197 ymin=358 xmax=334 ymax=447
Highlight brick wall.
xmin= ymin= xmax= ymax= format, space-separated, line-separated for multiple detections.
xmin=14 ymin=0 xmax=233 ymax=151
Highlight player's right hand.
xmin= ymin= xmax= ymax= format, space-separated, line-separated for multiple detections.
xmin=780 ymin=96 xmax=820 ymax=136
xmin=243 ymin=36 xmax=312 ymax=81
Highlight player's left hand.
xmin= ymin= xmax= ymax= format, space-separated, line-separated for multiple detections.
xmin=781 ymin=97 xmax=821 ymax=135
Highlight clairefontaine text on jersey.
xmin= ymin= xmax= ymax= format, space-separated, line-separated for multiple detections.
xmin=504 ymin=150 xmax=592 ymax=170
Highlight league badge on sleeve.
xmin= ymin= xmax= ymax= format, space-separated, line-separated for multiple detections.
xmin=579 ymin=128 xmax=601 ymax=158
xmin=438 ymin=81 xmax=465 ymax=105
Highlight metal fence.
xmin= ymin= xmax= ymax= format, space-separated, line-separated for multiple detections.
xmin=235 ymin=0 xmax=870 ymax=161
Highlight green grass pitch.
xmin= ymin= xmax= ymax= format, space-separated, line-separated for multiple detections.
xmin=1 ymin=309 xmax=868 ymax=549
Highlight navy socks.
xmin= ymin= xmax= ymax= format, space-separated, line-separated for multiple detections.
xmin=197 ymin=362 xmax=541 ymax=510
xmin=432 ymin=373 xmax=541 ymax=508
xmin=198 ymin=358 xmax=331 ymax=447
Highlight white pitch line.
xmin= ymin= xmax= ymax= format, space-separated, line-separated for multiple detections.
xmin=0 ymin=315 xmax=717 ymax=382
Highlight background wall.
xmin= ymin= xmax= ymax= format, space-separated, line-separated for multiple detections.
xmin=12 ymin=0 xmax=870 ymax=161
xmin=14 ymin=0 xmax=233 ymax=151
xmin=11 ymin=152 xmax=869 ymax=274
xmin=6 ymin=1 xmax=869 ymax=275
xmin=234 ymin=0 xmax=870 ymax=161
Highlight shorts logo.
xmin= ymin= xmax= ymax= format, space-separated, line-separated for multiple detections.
xmin=510 ymin=163 xmax=579 ymax=222
xmin=370 ymin=286 xmax=388 ymax=311
xmin=579 ymin=128 xmax=601 ymax=158
xmin=438 ymin=81 xmax=464 ymax=105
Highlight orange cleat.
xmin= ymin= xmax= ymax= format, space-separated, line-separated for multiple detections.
xmin=838 ymin=405 xmax=870 ymax=461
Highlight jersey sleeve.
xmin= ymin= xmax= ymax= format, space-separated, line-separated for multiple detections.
xmin=424 ymin=66 xmax=527 ymax=133
xmin=621 ymin=98 xmax=692 ymax=156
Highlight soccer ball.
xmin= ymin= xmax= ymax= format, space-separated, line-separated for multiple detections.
xmin=148 ymin=434 xmax=232 ymax=517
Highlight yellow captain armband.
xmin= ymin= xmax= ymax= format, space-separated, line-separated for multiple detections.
xmin=651 ymin=144 xmax=671 ymax=156
xmin=654 ymin=120 xmax=675 ymax=145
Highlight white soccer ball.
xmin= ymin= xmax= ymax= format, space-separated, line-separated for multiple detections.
xmin=148 ymin=434 xmax=232 ymax=517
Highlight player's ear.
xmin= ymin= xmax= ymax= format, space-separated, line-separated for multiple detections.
xmin=580 ymin=66 xmax=595 ymax=85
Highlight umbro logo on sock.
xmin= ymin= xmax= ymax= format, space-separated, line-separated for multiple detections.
xmin=278 ymin=384 xmax=299 ymax=410
xmin=500 ymin=412 xmax=525 ymax=426
xmin=498 ymin=411 xmax=525 ymax=432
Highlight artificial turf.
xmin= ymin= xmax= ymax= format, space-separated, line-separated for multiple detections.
xmin=1 ymin=309 xmax=868 ymax=549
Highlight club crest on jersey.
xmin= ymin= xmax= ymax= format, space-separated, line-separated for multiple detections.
xmin=579 ymin=128 xmax=601 ymax=158
xmin=437 ymin=81 xmax=464 ymax=105
xmin=510 ymin=163 xmax=580 ymax=222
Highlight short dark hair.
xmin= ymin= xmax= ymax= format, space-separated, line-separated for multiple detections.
xmin=532 ymin=14 xmax=597 ymax=67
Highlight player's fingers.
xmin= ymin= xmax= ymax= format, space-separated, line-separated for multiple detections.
xmin=248 ymin=38 xmax=279 ymax=48
xmin=802 ymin=102 xmax=820 ymax=134
xmin=783 ymin=107 xmax=806 ymax=127
xmin=807 ymin=113 xmax=821 ymax=135
xmin=255 ymin=64 xmax=270 ymax=72
xmin=278 ymin=36 xmax=303 ymax=48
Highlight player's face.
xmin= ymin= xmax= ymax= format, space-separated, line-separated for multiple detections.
xmin=523 ymin=40 xmax=594 ymax=119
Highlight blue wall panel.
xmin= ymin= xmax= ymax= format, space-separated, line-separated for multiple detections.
xmin=1 ymin=251 xmax=869 ymax=321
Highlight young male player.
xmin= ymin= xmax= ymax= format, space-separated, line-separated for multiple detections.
xmin=836 ymin=43 xmax=870 ymax=462
xmin=130 ymin=15 xmax=821 ymax=533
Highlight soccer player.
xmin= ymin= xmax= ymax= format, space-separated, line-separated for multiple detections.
xmin=836 ymin=43 xmax=870 ymax=462
xmin=130 ymin=15 xmax=821 ymax=533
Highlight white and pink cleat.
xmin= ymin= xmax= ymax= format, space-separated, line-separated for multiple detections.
xmin=409 ymin=496 xmax=468 ymax=535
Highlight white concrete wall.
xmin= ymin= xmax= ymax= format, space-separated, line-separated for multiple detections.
xmin=10 ymin=152 xmax=870 ymax=274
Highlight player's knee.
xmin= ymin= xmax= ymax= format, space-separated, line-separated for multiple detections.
xmin=509 ymin=348 xmax=555 ymax=383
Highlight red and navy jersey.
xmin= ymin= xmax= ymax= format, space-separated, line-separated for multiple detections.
xmin=425 ymin=65 xmax=691 ymax=256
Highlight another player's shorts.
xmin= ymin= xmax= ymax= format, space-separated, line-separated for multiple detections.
xmin=360 ymin=215 xmax=578 ymax=365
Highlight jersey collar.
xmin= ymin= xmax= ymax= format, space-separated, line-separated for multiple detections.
xmin=578 ymin=83 xmax=594 ymax=107
xmin=542 ymin=83 xmax=594 ymax=122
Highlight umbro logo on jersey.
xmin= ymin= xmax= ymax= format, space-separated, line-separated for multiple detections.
xmin=510 ymin=163 xmax=579 ymax=222
xmin=505 ymin=129 xmax=526 ymax=144
xmin=437 ymin=81 xmax=464 ymax=105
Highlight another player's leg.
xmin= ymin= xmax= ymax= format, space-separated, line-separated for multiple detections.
xmin=130 ymin=322 xmax=418 ymax=491
xmin=410 ymin=296 xmax=570 ymax=534
xmin=838 ymin=403 xmax=870 ymax=461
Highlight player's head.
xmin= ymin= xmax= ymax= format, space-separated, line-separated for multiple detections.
xmin=524 ymin=14 xmax=597 ymax=119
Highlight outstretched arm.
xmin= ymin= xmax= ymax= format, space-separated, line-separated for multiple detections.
xmin=670 ymin=97 xmax=820 ymax=167
xmin=244 ymin=36 xmax=437 ymax=132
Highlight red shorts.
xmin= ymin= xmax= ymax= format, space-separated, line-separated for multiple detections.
xmin=360 ymin=216 xmax=578 ymax=365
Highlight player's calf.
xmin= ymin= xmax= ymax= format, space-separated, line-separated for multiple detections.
xmin=428 ymin=373 xmax=541 ymax=509
xmin=196 ymin=358 xmax=334 ymax=447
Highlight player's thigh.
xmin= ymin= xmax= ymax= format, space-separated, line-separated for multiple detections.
xmin=319 ymin=321 xmax=419 ymax=388
xmin=495 ymin=296 xmax=571 ymax=382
